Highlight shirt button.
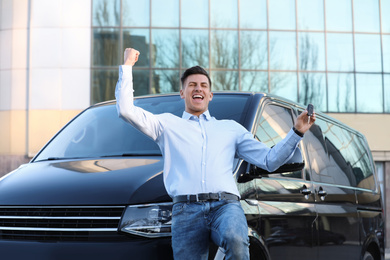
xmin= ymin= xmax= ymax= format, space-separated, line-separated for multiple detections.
xmin=203 ymin=162 xmax=206 ymax=165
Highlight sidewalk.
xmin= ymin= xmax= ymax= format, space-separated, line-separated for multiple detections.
xmin=386 ymin=248 xmax=390 ymax=260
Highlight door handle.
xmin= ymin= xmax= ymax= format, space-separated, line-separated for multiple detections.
xmin=317 ymin=188 xmax=327 ymax=201
xmin=300 ymin=185 xmax=311 ymax=199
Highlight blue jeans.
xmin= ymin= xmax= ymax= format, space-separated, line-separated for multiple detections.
xmin=171 ymin=200 xmax=249 ymax=260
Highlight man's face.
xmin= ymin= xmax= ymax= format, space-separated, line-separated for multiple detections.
xmin=180 ymin=74 xmax=213 ymax=117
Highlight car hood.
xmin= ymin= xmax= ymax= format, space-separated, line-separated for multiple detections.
xmin=0 ymin=157 xmax=170 ymax=206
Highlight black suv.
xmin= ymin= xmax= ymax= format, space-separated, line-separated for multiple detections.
xmin=0 ymin=92 xmax=384 ymax=260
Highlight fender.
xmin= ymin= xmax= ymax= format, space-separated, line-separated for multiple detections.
xmin=248 ymin=226 xmax=271 ymax=260
xmin=361 ymin=232 xmax=381 ymax=260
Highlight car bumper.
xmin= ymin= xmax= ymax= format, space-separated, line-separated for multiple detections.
xmin=0 ymin=238 xmax=173 ymax=260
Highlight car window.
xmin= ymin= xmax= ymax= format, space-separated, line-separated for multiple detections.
xmin=255 ymin=103 xmax=302 ymax=178
xmin=305 ymin=117 xmax=375 ymax=189
xmin=34 ymin=94 xmax=252 ymax=162
xmin=256 ymin=104 xmax=294 ymax=147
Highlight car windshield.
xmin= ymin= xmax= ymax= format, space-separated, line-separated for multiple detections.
xmin=34 ymin=94 xmax=252 ymax=162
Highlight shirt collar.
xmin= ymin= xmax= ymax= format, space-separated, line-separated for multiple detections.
xmin=182 ymin=110 xmax=212 ymax=121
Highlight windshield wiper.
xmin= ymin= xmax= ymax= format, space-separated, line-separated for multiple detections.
xmin=35 ymin=153 xmax=161 ymax=162
xmin=35 ymin=157 xmax=86 ymax=162
xmin=102 ymin=152 xmax=162 ymax=157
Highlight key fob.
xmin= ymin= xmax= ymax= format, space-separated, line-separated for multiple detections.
xmin=307 ymin=104 xmax=314 ymax=117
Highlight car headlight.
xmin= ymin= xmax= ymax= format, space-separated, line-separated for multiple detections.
xmin=119 ymin=202 xmax=173 ymax=238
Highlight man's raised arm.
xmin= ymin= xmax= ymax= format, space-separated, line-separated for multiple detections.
xmin=115 ymin=48 xmax=161 ymax=141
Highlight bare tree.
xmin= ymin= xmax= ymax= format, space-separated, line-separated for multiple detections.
xmin=299 ymin=34 xmax=324 ymax=107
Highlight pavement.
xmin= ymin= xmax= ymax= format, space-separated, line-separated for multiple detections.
xmin=386 ymin=248 xmax=390 ymax=260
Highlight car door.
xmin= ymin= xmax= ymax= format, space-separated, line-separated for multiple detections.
xmin=303 ymin=116 xmax=361 ymax=260
xmin=251 ymin=101 xmax=318 ymax=260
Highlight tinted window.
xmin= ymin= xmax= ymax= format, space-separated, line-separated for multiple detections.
xmin=305 ymin=117 xmax=375 ymax=189
xmin=256 ymin=104 xmax=293 ymax=146
xmin=34 ymin=94 xmax=252 ymax=161
xmin=255 ymin=104 xmax=301 ymax=178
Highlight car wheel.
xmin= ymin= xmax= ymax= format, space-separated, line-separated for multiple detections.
xmin=362 ymin=251 xmax=374 ymax=260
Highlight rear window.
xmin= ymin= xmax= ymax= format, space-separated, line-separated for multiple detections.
xmin=305 ymin=117 xmax=375 ymax=190
xmin=34 ymin=94 xmax=252 ymax=162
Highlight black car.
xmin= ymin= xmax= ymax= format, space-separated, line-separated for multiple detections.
xmin=0 ymin=92 xmax=384 ymax=260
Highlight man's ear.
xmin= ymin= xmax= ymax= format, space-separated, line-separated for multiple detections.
xmin=209 ymin=92 xmax=213 ymax=101
xmin=180 ymin=89 xmax=184 ymax=99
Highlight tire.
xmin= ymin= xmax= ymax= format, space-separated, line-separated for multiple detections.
xmin=362 ymin=251 xmax=374 ymax=260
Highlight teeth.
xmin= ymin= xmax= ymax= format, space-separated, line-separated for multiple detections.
xmin=193 ymin=95 xmax=203 ymax=99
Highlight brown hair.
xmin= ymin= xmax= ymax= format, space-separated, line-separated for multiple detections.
xmin=180 ymin=66 xmax=212 ymax=89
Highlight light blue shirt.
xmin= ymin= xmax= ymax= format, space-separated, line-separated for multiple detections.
xmin=115 ymin=65 xmax=303 ymax=197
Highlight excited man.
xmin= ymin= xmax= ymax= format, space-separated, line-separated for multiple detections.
xmin=115 ymin=48 xmax=315 ymax=260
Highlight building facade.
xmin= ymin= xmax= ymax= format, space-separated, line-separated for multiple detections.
xmin=1 ymin=0 xmax=390 ymax=246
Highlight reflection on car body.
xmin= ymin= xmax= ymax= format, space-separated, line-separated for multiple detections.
xmin=0 ymin=92 xmax=384 ymax=260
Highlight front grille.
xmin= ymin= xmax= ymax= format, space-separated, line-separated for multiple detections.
xmin=0 ymin=206 xmax=126 ymax=241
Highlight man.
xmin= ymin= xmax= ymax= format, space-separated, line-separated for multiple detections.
xmin=116 ymin=48 xmax=315 ymax=259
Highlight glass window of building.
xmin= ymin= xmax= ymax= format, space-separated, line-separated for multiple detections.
xmin=90 ymin=0 xmax=389 ymax=115
xmin=152 ymin=0 xmax=179 ymax=27
xmin=240 ymin=31 xmax=267 ymax=70
xmin=354 ymin=34 xmax=382 ymax=72
xmin=270 ymin=72 xmax=298 ymax=102
xmin=269 ymin=31 xmax=297 ymax=70
xmin=269 ymin=0 xmax=296 ymax=30
xmin=211 ymin=71 xmax=239 ymax=91
xmin=122 ymin=0 xmax=150 ymax=27
xmin=92 ymin=0 xmax=120 ymax=26
xmin=152 ymin=70 xmax=180 ymax=93
xmin=356 ymin=74 xmax=383 ymax=113
xmin=299 ymin=73 xmax=326 ymax=111
xmin=123 ymin=29 xmax=150 ymax=67
xmin=133 ymin=70 xmax=150 ymax=95
xmin=151 ymin=29 xmax=180 ymax=68
xmin=210 ymin=0 xmax=238 ymax=28
xmin=383 ymin=35 xmax=390 ymax=73
xmin=92 ymin=28 xmax=120 ymax=67
xmin=181 ymin=29 xmax=209 ymax=68
xmin=239 ymin=0 xmax=267 ymax=29
xmin=325 ymin=0 xmax=352 ymax=32
xmin=298 ymin=32 xmax=325 ymax=71
xmin=181 ymin=0 xmax=208 ymax=28
xmin=297 ymin=0 xmax=324 ymax=31
xmin=385 ymin=75 xmax=390 ymax=113
xmin=328 ymin=73 xmax=355 ymax=112
xmin=210 ymin=30 xmax=238 ymax=69
xmin=382 ymin=0 xmax=390 ymax=33
xmin=326 ymin=33 xmax=354 ymax=71
xmin=353 ymin=0 xmax=380 ymax=32
xmin=241 ymin=71 xmax=268 ymax=92
xmin=92 ymin=69 xmax=117 ymax=104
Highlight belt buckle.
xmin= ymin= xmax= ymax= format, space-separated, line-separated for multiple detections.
xmin=186 ymin=194 xmax=191 ymax=203
xmin=195 ymin=194 xmax=199 ymax=202
xmin=208 ymin=192 xmax=219 ymax=201
xmin=218 ymin=192 xmax=222 ymax=200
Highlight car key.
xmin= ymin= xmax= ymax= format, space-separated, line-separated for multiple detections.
xmin=307 ymin=104 xmax=314 ymax=123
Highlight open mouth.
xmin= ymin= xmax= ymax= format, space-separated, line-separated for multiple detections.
xmin=192 ymin=95 xmax=204 ymax=100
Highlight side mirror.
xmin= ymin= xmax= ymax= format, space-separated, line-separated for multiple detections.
xmin=254 ymin=161 xmax=304 ymax=174
xmin=238 ymin=161 xmax=305 ymax=183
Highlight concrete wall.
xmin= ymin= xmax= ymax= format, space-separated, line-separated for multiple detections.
xmin=0 ymin=0 xmax=91 ymax=168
